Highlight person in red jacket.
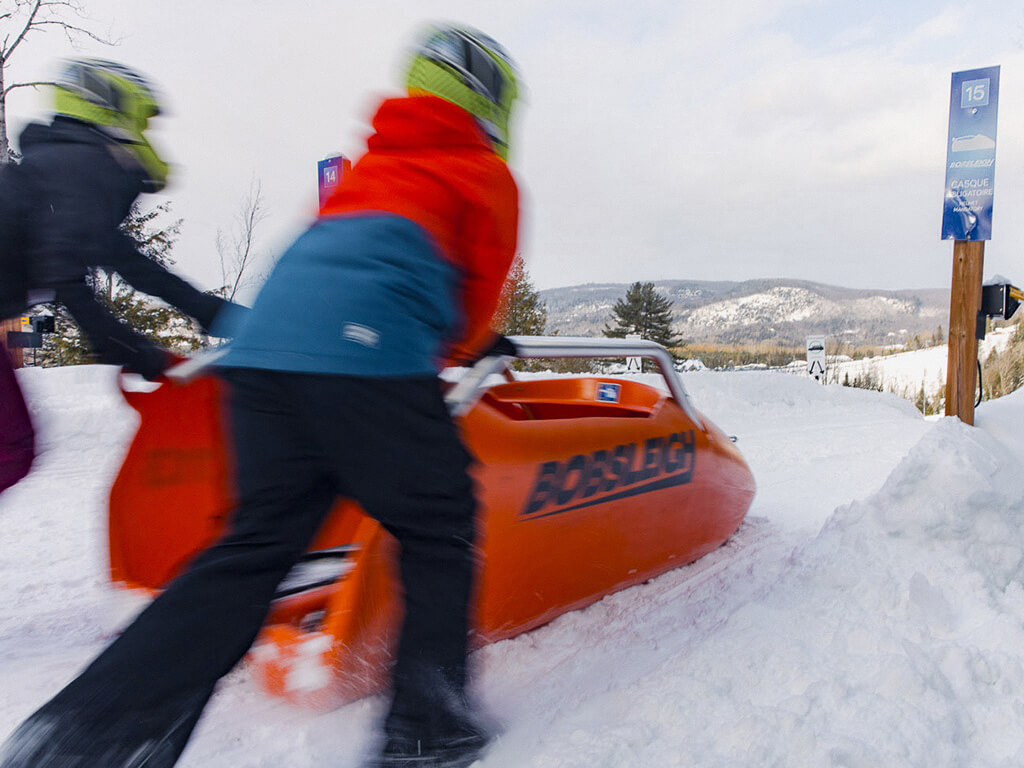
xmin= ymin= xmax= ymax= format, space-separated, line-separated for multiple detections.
xmin=0 ymin=24 xmax=521 ymax=768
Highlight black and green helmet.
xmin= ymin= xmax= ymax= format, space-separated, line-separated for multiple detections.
xmin=406 ymin=24 xmax=520 ymax=161
xmin=53 ymin=58 xmax=169 ymax=191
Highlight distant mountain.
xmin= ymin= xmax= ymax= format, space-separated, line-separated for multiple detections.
xmin=538 ymin=279 xmax=950 ymax=347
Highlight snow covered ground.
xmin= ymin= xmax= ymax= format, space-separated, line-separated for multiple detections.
xmin=3 ymin=363 xmax=1024 ymax=766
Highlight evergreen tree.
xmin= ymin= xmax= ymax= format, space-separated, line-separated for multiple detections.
xmin=40 ymin=202 xmax=205 ymax=367
xmin=38 ymin=306 xmax=90 ymax=368
xmin=602 ymin=281 xmax=681 ymax=348
xmin=491 ymin=255 xmax=548 ymax=371
xmin=980 ymin=332 xmax=1024 ymax=402
xmin=915 ymin=381 xmax=929 ymax=415
xmin=494 ymin=255 xmax=547 ymax=336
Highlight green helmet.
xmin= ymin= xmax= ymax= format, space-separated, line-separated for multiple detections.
xmin=53 ymin=58 xmax=169 ymax=191
xmin=406 ymin=24 xmax=520 ymax=160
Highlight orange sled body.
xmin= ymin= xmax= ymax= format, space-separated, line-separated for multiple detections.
xmin=109 ymin=338 xmax=756 ymax=709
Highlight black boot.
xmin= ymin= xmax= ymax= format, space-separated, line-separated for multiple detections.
xmin=370 ymin=729 xmax=489 ymax=767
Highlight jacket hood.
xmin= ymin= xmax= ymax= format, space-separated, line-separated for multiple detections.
xmin=366 ymin=95 xmax=493 ymax=154
xmin=19 ymin=116 xmax=112 ymax=154
xmin=18 ymin=116 xmax=166 ymax=192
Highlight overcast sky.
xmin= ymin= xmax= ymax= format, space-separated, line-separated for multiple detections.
xmin=5 ymin=0 xmax=1024 ymax=297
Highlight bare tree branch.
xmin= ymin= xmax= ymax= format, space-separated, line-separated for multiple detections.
xmin=0 ymin=0 xmax=117 ymax=162
xmin=218 ymin=179 xmax=268 ymax=302
xmin=3 ymin=0 xmax=43 ymax=61
xmin=3 ymin=79 xmax=55 ymax=96
xmin=34 ymin=18 xmax=117 ymax=46
xmin=4 ymin=0 xmax=117 ymax=59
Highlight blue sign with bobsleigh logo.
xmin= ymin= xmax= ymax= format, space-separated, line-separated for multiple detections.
xmin=596 ymin=382 xmax=621 ymax=403
xmin=942 ymin=66 xmax=1000 ymax=241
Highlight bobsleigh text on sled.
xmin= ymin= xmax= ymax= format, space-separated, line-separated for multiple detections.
xmin=108 ymin=336 xmax=756 ymax=709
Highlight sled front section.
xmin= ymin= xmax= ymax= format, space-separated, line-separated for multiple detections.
xmin=466 ymin=372 xmax=755 ymax=642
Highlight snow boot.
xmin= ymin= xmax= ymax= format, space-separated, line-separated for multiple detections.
xmin=369 ymin=731 xmax=489 ymax=767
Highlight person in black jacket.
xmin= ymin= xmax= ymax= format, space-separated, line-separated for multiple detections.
xmin=0 ymin=58 xmax=237 ymax=494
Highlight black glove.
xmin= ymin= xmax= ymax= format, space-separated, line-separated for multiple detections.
xmin=482 ymin=334 xmax=518 ymax=358
xmin=450 ymin=334 xmax=518 ymax=367
xmin=463 ymin=334 xmax=517 ymax=365
xmin=123 ymin=343 xmax=174 ymax=382
xmin=200 ymin=298 xmax=249 ymax=338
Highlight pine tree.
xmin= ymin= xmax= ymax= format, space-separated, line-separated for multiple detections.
xmin=40 ymin=202 xmax=205 ymax=367
xmin=491 ymin=255 xmax=548 ymax=371
xmin=38 ymin=306 xmax=90 ymax=367
xmin=602 ymin=281 xmax=681 ymax=348
xmin=494 ymin=255 xmax=547 ymax=336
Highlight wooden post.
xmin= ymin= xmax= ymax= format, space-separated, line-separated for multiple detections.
xmin=1 ymin=317 xmax=25 ymax=368
xmin=945 ymin=240 xmax=985 ymax=424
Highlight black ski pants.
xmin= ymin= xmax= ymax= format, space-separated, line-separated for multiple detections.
xmin=0 ymin=368 xmax=480 ymax=768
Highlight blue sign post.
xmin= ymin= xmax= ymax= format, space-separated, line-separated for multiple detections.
xmin=317 ymin=154 xmax=351 ymax=208
xmin=941 ymin=66 xmax=1000 ymax=240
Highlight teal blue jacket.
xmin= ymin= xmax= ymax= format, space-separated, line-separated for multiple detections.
xmin=219 ymin=214 xmax=457 ymax=376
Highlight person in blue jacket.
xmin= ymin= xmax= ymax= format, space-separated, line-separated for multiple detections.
xmin=0 ymin=24 xmax=521 ymax=768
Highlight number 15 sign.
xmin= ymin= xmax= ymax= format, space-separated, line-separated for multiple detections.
xmin=942 ymin=66 xmax=1000 ymax=241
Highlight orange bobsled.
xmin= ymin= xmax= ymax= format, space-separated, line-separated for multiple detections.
xmin=108 ymin=337 xmax=755 ymax=709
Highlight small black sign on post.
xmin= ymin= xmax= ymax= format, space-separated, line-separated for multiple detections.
xmin=30 ymin=315 xmax=55 ymax=334
xmin=5 ymin=331 xmax=42 ymax=349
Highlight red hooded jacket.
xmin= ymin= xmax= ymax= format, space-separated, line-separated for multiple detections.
xmin=320 ymin=95 xmax=520 ymax=363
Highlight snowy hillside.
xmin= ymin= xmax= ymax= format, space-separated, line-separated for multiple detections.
xmin=683 ymin=286 xmax=922 ymax=328
xmin=4 ymin=364 xmax=1024 ymax=766
xmin=540 ymin=279 xmax=949 ymax=346
xmin=819 ymin=325 xmax=1014 ymax=400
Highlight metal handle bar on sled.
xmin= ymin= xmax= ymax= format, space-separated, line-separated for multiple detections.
xmin=163 ymin=346 xmax=231 ymax=381
xmin=164 ymin=336 xmax=701 ymax=427
xmin=444 ymin=336 xmax=702 ymax=427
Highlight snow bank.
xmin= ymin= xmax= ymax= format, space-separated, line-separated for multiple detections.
xmin=474 ymin=405 xmax=1024 ymax=768
xmin=608 ymin=414 xmax=1024 ymax=768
